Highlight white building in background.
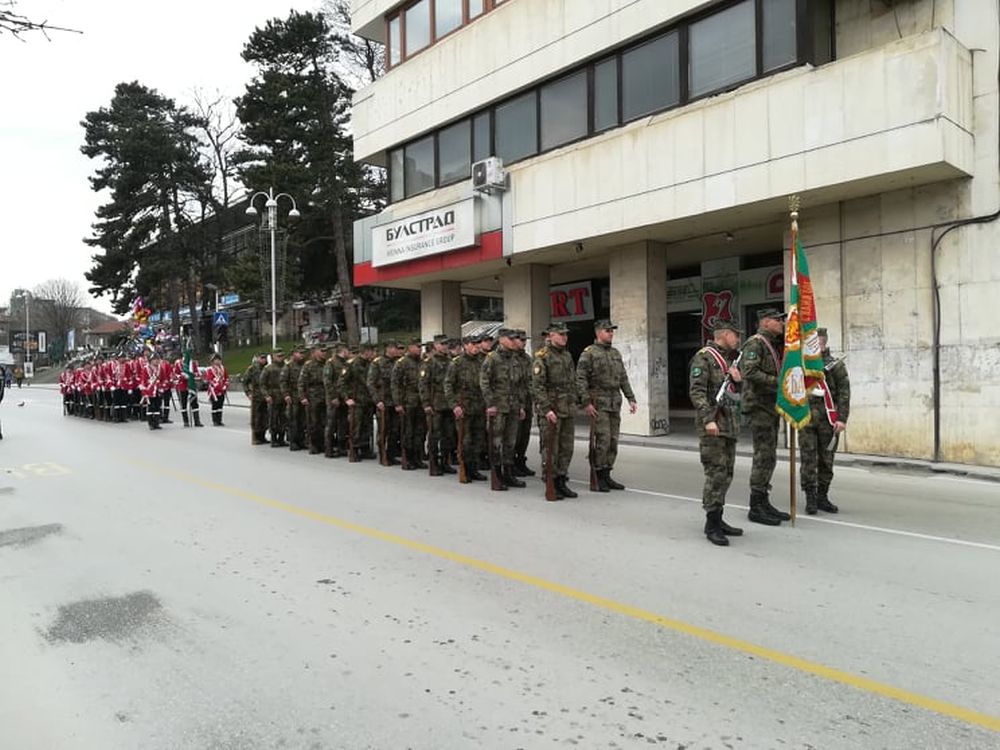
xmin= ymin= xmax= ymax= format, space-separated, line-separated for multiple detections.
xmin=350 ymin=0 xmax=1000 ymax=467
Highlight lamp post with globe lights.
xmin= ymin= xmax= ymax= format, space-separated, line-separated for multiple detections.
xmin=245 ymin=188 xmax=300 ymax=349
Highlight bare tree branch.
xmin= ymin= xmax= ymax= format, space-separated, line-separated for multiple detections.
xmin=321 ymin=0 xmax=384 ymax=88
xmin=191 ymin=88 xmax=242 ymax=209
xmin=31 ymin=279 xmax=86 ymax=357
xmin=1 ymin=0 xmax=81 ymax=40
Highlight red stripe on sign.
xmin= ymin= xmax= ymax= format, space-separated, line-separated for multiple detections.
xmin=354 ymin=231 xmax=503 ymax=286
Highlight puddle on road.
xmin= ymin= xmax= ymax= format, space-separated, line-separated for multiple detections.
xmin=0 ymin=523 xmax=63 ymax=548
xmin=43 ymin=590 xmax=167 ymax=644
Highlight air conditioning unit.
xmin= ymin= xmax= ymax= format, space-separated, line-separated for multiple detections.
xmin=472 ymin=157 xmax=507 ymax=193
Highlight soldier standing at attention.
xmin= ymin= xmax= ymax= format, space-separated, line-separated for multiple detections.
xmin=260 ymin=349 xmax=287 ymax=447
xmin=323 ymin=343 xmax=344 ymax=457
xmin=445 ymin=335 xmax=487 ymax=482
xmin=342 ymin=343 xmax=377 ymax=460
xmin=512 ymin=329 xmax=536 ymax=478
xmin=531 ymin=322 xmax=577 ymax=500
xmin=392 ymin=338 xmax=426 ymax=470
xmin=420 ymin=334 xmax=457 ymax=476
xmin=575 ymin=319 xmax=637 ymax=492
xmin=480 ymin=329 xmax=527 ymax=490
xmin=368 ymin=340 xmax=402 ymax=465
xmin=242 ymin=352 xmax=269 ymax=445
xmin=281 ymin=348 xmax=307 ymax=451
xmin=800 ymin=328 xmax=850 ymax=514
xmin=740 ymin=308 xmax=789 ymax=525
xmin=689 ymin=320 xmax=745 ymax=546
xmin=299 ymin=344 xmax=328 ymax=454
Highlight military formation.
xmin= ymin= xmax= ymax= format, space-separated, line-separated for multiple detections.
xmin=689 ymin=310 xmax=851 ymax=546
xmin=240 ymin=320 xmax=637 ymax=501
xmin=58 ymin=351 xmax=230 ymax=431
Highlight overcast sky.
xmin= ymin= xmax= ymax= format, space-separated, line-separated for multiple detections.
xmin=0 ymin=0 xmax=315 ymax=316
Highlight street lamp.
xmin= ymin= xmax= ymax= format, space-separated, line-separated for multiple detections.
xmin=245 ymin=188 xmax=300 ymax=349
xmin=18 ymin=291 xmax=30 ymax=372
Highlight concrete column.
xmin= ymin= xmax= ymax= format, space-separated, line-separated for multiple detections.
xmin=420 ymin=281 xmax=462 ymax=341
xmin=502 ymin=263 xmax=551 ymax=353
xmin=610 ymin=242 xmax=669 ymax=436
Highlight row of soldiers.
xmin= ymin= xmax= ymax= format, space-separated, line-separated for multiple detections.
xmin=59 ymin=351 xmax=230 ymax=431
xmin=240 ymin=320 xmax=638 ymax=499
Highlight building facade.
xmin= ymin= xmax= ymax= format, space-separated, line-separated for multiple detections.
xmin=350 ymin=0 xmax=1000 ymax=467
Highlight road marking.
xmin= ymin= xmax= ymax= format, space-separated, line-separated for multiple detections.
xmin=575 ymin=482 xmax=1000 ymax=553
xmin=2 ymin=463 xmax=72 ymax=480
xmin=123 ymin=455 xmax=1000 ymax=734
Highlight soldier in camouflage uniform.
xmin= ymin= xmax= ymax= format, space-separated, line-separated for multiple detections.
xmin=392 ymin=338 xmax=426 ymax=470
xmin=444 ymin=334 xmax=487 ymax=482
xmin=298 ymin=344 xmax=328 ymax=454
xmin=281 ymin=347 xmax=307 ymax=451
xmin=739 ymin=308 xmax=789 ymax=525
xmin=480 ymin=329 xmax=528 ymax=489
xmin=368 ymin=340 xmax=402 ymax=465
xmin=689 ymin=320 xmax=745 ymax=546
xmin=575 ymin=319 xmax=637 ymax=492
xmin=260 ymin=349 xmax=287 ymax=447
xmin=420 ymin=334 xmax=457 ymax=476
xmin=476 ymin=333 xmax=495 ymax=468
xmin=341 ymin=343 xmax=376 ymax=460
xmin=531 ymin=322 xmax=577 ymax=500
xmin=242 ymin=352 xmax=269 ymax=445
xmin=323 ymin=342 xmax=346 ymax=457
xmin=800 ymin=328 xmax=850 ymax=514
xmin=512 ymin=329 xmax=536 ymax=477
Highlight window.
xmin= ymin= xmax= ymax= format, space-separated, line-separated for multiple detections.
xmin=763 ymin=0 xmax=797 ymax=72
xmin=404 ymin=135 xmax=435 ymax=195
xmin=495 ymin=92 xmax=538 ymax=164
xmin=593 ymin=57 xmax=619 ymax=132
xmin=388 ymin=16 xmax=401 ymax=67
xmin=689 ymin=0 xmax=756 ymax=97
xmin=472 ymin=112 xmax=491 ymax=162
xmin=436 ymin=0 xmax=462 ymax=39
xmin=389 ymin=148 xmax=405 ymax=202
xmin=622 ymin=32 xmax=680 ymax=122
xmin=404 ymin=0 xmax=431 ymax=57
xmin=810 ymin=0 xmax=834 ymax=65
xmin=540 ymin=71 xmax=588 ymax=151
xmin=469 ymin=0 xmax=484 ymax=19
xmin=438 ymin=119 xmax=471 ymax=184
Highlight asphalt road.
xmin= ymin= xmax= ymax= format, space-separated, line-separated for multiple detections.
xmin=2 ymin=387 xmax=999 ymax=749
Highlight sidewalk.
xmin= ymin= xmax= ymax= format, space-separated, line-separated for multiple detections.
xmin=35 ymin=385 xmax=1000 ymax=483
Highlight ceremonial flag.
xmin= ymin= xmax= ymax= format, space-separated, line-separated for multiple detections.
xmin=776 ymin=217 xmax=825 ymax=428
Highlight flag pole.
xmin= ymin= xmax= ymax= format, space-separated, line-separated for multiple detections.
xmin=788 ymin=197 xmax=800 ymax=526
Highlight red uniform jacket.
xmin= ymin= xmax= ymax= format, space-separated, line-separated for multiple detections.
xmin=205 ymin=364 xmax=229 ymax=400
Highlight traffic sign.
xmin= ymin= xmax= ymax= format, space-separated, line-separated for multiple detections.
xmin=213 ymin=311 xmax=230 ymax=327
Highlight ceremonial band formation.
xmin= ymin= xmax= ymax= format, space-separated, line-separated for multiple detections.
xmin=56 ymin=315 xmax=849 ymax=547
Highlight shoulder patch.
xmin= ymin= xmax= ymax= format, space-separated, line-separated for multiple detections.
xmin=584 ymin=345 xmax=594 ymax=353
xmin=533 ymin=364 xmax=542 ymax=375
xmin=746 ymin=351 xmax=758 ymax=360
xmin=691 ymin=366 xmax=702 ymax=377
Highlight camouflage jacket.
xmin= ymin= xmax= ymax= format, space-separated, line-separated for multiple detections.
xmin=689 ymin=342 xmax=740 ymax=438
xmin=280 ymin=359 xmax=304 ymax=401
xmin=391 ymin=353 xmax=422 ymax=408
xmin=815 ymin=349 xmax=851 ymax=422
xmin=340 ymin=356 xmax=372 ymax=405
xmin=418 ymin=352 xmax=451 ymax=411
xmin=575 ymin=341 xmax=635 ymax=412
xmin=740 ymin=332 xmax=783 ymax=413
xmin=259 ymin=361 xmax=284 ymax=401
xmin=241 ymin=361 xmax=264 ymax=398
xmin=324 ymin=356 xmax=345 ymax=404
xmin=531 ymin=344 xmax=576 ymax=418
xmin=444 ymin=352 xmax=485 ymax=412
xmin=298 ymin=358 xmax=326 ymax=402
xmin=480 ymin=345 xmax=525 ymax=413
xmin=367 ymin=354 xmax=398 ymax=406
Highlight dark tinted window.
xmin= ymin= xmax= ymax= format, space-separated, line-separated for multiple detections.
xmin=762 ymin=0 xmax=797 ymax=72
xmin=472 ymin=112 xmax=491 ymax=162
xmin=593 ymin=57 xmax=619 ymax=132
xmin=438 ymin=119 xmax=471 ymax=184
xmin=404 ymin=0 xmax=430 ymax=56
xmin=622 ymin=32 xmax=680 ymax=121
xmin=689 ymin=0 xmax=755 ymax=97
xmin=404 ymin=135 xmax=435 ymax=195
xmin=389 ymin=148 xmax=404 ymax=202
xmin=495 ymin=92 xmax=538 ymax=164
xmin=540 ymin=71 xmax=588 ymax=151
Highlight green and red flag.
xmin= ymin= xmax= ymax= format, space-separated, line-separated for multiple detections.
xmin=776 ymin=218 xmax=825 ymax=428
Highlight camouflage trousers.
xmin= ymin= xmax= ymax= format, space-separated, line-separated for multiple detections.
xmin=325 ymin=403 xmax=349 ymax=454
xmin=515 ymin=400 xmax=533 ymax=460
xmin=426 ymin=409 xmax=456 ymax=461
xmin=268 ymin=400 xmax=286 ymax=441
xmin=305 ymin=400 xmax=327 ymax=451
xmin=399 ymin=406 xmax=426 ymax=463
xmin=799 ymin=400 xmax=837 ymax=491
xmin=250 ymin=396 xmax=268 ymax=440
xmin=592 ymin=410 xmax=621 ymax=470
xmin=748 ymin=408 xmax=779 ymax=493
xmin=537 ymin=415 xmax=575 ymax=477
xmin=457 ymin=412 xmax=485 ymax=464
xmin=350 ymin=404 xmax=375 ymax=454
xmin=376 ymin=407 xmax=401 ymax=461
xmin=286 ymin=401 xmax=306 ymax=448
xmin=700 ymin=435 xmax=737 ymax=511
xmin=489 ymin=411 xmax=522 ymax=467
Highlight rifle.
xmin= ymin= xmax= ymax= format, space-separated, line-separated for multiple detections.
xmin=400 ymin=408 xmax=409 ymax=470
xmin=588 ymin=410 xmax=599 ymax=492
xmin=457 ymin=413 xmax=467 ymax=483
xmin=487 ymin=415 xmax=504 ymax=490
xmin=378 ymin=408 xmax=389 ymax=466
xmin=544 ymin=421 xmax=558 ymax=502
xmin=348 ymin=404 xmax=358 ymax=462
xmin=426 ymin=409 xmax=439 ymax=475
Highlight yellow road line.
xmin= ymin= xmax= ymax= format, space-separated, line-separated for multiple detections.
xmin=126 ymin=457 xmax=1000 ymax=735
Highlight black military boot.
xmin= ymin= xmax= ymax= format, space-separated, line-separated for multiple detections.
xmin=181 ymin=411 xmax=190 ymax=427
xmin=150 ymin=414 xmax=162 ymax=431
xmin=604 ymin=471 xmax=625 ymax=490
xmin=760 ymin=493 xmax=791 ymax=521
xmin=718 ymin=512 xmax=743 ymax=536
xmin=556 ymin=477 xmax=578 ymax=498
xmin=748 ymin=491 xmax=782 ymax=525
xmin=704 ymin=510 xmax=729 ymax=546
xmin=440 ymin=458 xmax=457 ymax=475
xmin=503 ymin=466 xmax=526 ymax=488
xmin=594 ymin=469 xmax=611 ymax=493
xmin=817 ymin=487 xmax=839 ymax=513
xmin=514 ymin=458 xmax=535 ymax=477
xmin=467 ymin=461 xmax=487 ymax=482
xmin=193 ymin=411 xmax=204 ymax=427
xmin=805 ymin=489 xmax=819 ymax=515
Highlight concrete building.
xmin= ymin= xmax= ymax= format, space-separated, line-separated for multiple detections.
xmin=349 ymin=0 xmax=1000 ymax=467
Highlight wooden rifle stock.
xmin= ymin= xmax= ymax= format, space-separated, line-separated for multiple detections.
xmin=488 ymin=415 xmax=504 ymax=490
xmin=426 ymin=410 xmax=439 ymax=475
xmin=457 ymin=413 xmax=467 ymax=483
xmin=348 ymin=404 xmax=358 ymax=462
xmin=544 ymin=421 xmax=558 ymax=501
xmin=400 ymin=408 xmax=409 ymax=470
xmin=378 ymin=408 xmax=389 ymax=466
xmin=588 ymin=412 xmax=599 ymax=492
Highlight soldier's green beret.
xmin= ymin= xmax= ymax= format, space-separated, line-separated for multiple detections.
xmin=594 ymin=319 xmax=618 ymax=330
xmin=432 ymin=333 xmax=449 ymax=343
xmin=496 ymin=328 xmax=512 ymax=338
xmin=712 ymin=319 xmax=742 ymax=334
xmin=757 ymin=307 xmax=786 ymax=321
xmin=548 ymin=322 xmax=569 ymax=334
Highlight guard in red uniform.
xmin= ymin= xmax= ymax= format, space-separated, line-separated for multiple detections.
xmin=141 ymin=353 xmax=165 ymax=430
xmin=157 ymin=355 xmax=174 ymax=424
xmin=174 ymin=355 xmax=204 ymax=428
xmin=205 ymin=354 xmax=229 ymax=426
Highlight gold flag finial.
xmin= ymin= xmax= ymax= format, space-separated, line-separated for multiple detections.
xmin=789 ymin=195 xmax=800 ymax=231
